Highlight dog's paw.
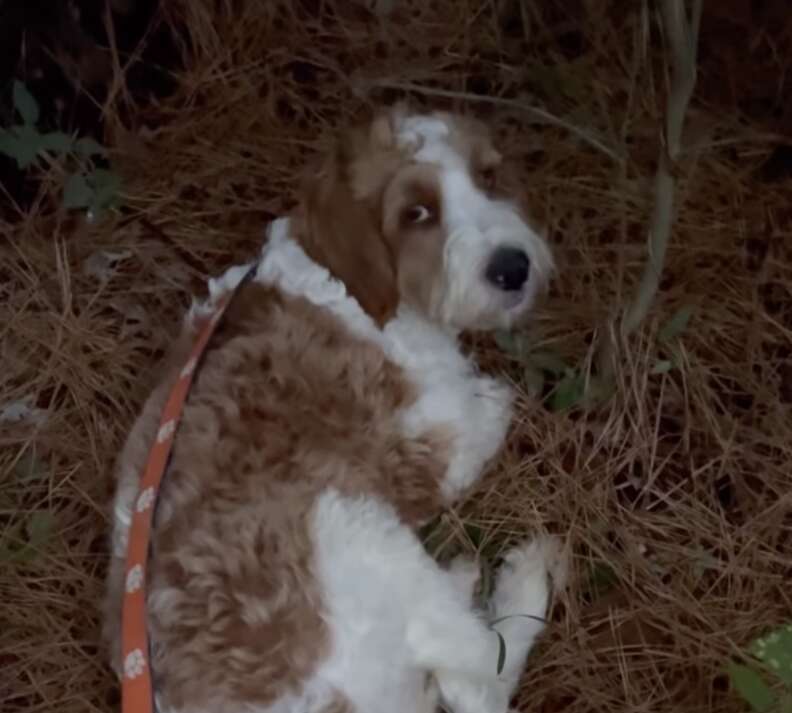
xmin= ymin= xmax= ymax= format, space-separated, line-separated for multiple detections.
xmin=507 ymin=536 xmax=568 ymax=592
xmin=493 ymin=536 xmax=567 ymax=620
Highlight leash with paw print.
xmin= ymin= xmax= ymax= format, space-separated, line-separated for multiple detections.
xmin=120 ymin=264 xmax=257 ymax=713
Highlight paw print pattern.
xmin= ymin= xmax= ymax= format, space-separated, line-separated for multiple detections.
xmin=125 ymin=564 xmax=144 ymax=593
xmin=157 ymin=419 xmax=176 ymax=444
xmin=180 ymin=357 xmax=198 ymax=379
xmin=124 ymin=649 xmax=146 ymax=680
xmin=136 ymin=487 xmax=155 ymax=513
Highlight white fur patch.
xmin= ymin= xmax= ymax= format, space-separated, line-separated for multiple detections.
xmin=394 ymin=113 xmax=555 ymax=330
xmin=111 ymin=475 xmax=139 ymax=556
xmin=248 ymin=220 xmax=514 ymax=501
xmin=397 ymin=115 xmax=451 ymax=155
xmin=383 ymin=308 xmax=513 ymax=498
xmin=305 ymin=491 xmax=444 ymax=713
xmin=185 ymin=261 xmax=254 ymax=326
xmin=305 ymin=492 xmax=555 ymax=713
xmin=255 ymin=219 xmax=383 ymax=345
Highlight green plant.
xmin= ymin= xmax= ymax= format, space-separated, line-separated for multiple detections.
xmin=729 ymin=624 xmax=792 ymax=712
xmin=493 ymin=332 xmax=609 ymax=412
xmin=490 ymin=614 xmax=548 ymax=675
xmin=0 ymin=80 xmax=121 ymax=218
xmin=494 ymin=300 xmax=694 ymax=412
xmin=652 ymin=304 xmax=695 ymax=373
xmin=494 ymin=331 xmax=581 ymax=410
xmin=0 ymin=510 xmax=56 ymax=565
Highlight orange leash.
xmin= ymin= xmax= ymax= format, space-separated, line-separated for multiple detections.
xmin=119 ymin=265 xmax=256 ymax=713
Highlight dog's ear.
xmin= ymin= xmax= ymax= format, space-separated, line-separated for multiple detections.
xmin=294 ymin=112 xmax=405 ymax=327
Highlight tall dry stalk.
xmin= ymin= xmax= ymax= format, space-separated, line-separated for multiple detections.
xmin=599 ymin=0 xmax=702 ymax=378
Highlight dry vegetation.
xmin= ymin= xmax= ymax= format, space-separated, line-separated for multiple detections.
xmin=2 ymin=1 xmax=791 ymax=712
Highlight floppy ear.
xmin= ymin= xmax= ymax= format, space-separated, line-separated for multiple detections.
xmin=294 ymin=113 xmax=405 ymax=327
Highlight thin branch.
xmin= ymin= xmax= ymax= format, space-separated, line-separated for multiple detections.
xmin=620 ymin=0 xmax=701 ymax=337
xmin=362 ymin=79 xmax=625 ymax=163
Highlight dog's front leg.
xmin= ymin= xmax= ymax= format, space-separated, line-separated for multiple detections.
xmin=436 ymin=375 xmax=515 ymax=503
xmin=409 ymin=539 xmax=562 ymax=713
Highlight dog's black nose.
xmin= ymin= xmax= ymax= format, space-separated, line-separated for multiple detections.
xmin=485 ymin=247 xmax=530 ymax=291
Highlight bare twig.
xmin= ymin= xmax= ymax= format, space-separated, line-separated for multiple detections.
xmin=596 ymin=0 xmax=701 ymax=381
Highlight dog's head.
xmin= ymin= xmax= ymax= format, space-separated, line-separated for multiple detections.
xmin=295 ymin=105 xmax=553 ymax=331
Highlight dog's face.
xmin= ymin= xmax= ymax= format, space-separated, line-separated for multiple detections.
xmin=296 ymin=106 xmax=553 ymax=330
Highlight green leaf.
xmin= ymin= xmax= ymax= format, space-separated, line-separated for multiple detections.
xmin=652 ymin=359 xmax=674 ymax=374
xmin=63 ymin=173 xmax=94 ymax=209
xmin=83 ymin=173 xmax=122 ymax=221
xmin=691 ymin=548 xmax=721 ymax=578
xmin=0 ymin=521 xmax=25 ymax=564
xmin=584 ymin=375 xmax=616 ymax=407
xmin=495 ymin=330 xmax=532 ymax=360
xmin=727 ymin=662 xmax=775 ymax=712
xmin=750 ymin=624 xmax=792 ymax=686
xmin=659 ymin=305 xmax=694 ymax=343
xmin=12 ymin=451 xmax=49 ymax=482
xmin=527 ymin=350 xmax=569 ymax=376
xmin=549 ymin=370 xmax=586 ymax=411
xmin=2 ymin=124 xmax=43 ymax=168
xmin=39 ymin=131 xmax=74 ymax=153
xmin=0 ymin=511 xmax=55 ymax=565
xmin=92 ymin=182 xmax=122 ymax=210
xmin=74 ymin=136 xmax=106 ymax=156
xmin=495 ymin=330 xmax=518 ymax=354
xmin=0 ymin=129 xmax=18 ymax=157
xmin=494 ymin=629 xmax=506 ymax=675
xmin=87 ymin=168 xmax=122 ymax=190
xmin=27 ymin=511 xmax=55 ymax=546
xmin=86 ymin=168 xmax=122 ymax=213
xmin=13 ymin=80 xmax=40 ymax=125
xmin=587 ymin=561 xmax=618 ymax=599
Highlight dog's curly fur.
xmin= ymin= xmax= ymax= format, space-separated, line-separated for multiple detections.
xmin=105 ymin=106 xmax=563 ymax=713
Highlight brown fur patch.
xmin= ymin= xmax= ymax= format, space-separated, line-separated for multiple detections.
xmin=295 ymin=110 xmax=408 ymax=326
xmin=128 ymin=283 xmax=451 ymax=711
xmin=380 ymin=163 xmax=447 ymax=317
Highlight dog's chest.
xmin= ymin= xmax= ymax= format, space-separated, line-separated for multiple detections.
xmin=382 ymin=312 xmax=514 ymax=499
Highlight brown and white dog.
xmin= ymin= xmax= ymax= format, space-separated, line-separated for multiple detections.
xmin=104 ymin=106 xmax=563 ymax=713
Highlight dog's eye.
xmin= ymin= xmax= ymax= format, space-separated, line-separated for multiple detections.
xmin=403 ymin=205 xmax=432 ymax=225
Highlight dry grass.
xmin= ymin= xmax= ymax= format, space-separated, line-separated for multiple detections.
xmin=2 ymin=1 xmax=791 ymax=711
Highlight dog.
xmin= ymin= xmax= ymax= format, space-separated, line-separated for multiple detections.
xmin=104 ymin=105 xmax=563 ymax=713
